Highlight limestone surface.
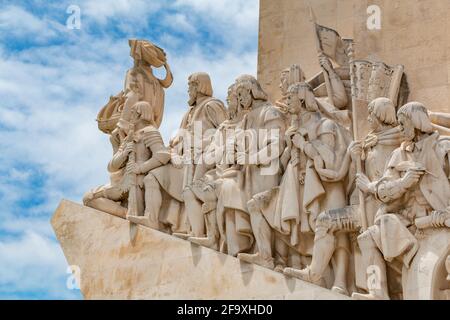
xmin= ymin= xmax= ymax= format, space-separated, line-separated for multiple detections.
xmin=51 ymin=200 xmax=349 ymax=299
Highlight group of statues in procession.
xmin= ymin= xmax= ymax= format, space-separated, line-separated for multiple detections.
xmin=83 ymin=32 xmax=450 ymax=300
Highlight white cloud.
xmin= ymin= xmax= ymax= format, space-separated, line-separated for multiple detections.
xmin=163 ymin=13 xmax=196 ymax=35
xmin=80 ymin=0 xmax=163 ymax=29
xmin=0 ymin=5 xmax=66 ymax=42
xmin=0 ymin=231 xmax=81 ymax=299
xmin=0 ymin=0 xmax=258 ymax=299
xmin=173 ymin=0 xmax=259 ymax=48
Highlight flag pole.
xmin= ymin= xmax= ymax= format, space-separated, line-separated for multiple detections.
xmin=309 ymin=6 xmax=335 ymax=107
xmin=347 ymin=40 xmax=368 ymax=231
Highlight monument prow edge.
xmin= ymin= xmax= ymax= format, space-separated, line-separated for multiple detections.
xmin=51 ymin=199 xmax=349 ymax=300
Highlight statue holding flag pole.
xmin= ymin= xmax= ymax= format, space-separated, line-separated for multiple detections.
xmin=308 ymin=7 xmax=352 ymax=130
xmin=309 ymin=6 xmax=349 ymax=108
xmin=283 ymin=7 xmax=409 ymax=296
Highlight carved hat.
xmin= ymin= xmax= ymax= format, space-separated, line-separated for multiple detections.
xmin=235 ymin=75 xmax=268 ymax=101
xmin=188 ymin=72 xmax=213 ymax=97
xmin=397 ymin=102 xmax=434 ymax=133
xmin=129 ymin=39 xmax=167 ymax=68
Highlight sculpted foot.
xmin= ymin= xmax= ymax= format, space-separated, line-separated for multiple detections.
xmin=331 ymin=286 xmax=349 ymax=296
xmin=188 ymin=236 xmax=219 ymax=251
xmin=237 ymin=253 xmax=275 ymax=270
xmin=351 ymin=292 xmax=389 ymax=300
xmin=172 ymin=232 xmax=192 ymax=240
xmin=274 ymin=264 xmax=286 ymax=273
xmin=127 ymin=215 xmax=159 ymax=229
xmin=283 ymin=266 xmax=325 ymax=287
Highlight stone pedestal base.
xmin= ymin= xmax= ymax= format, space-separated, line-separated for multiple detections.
xmin=51 ymin=199 xmax=348 ymax=299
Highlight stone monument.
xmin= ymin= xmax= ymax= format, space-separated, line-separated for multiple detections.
xmin=52 ymin=2 xmax=450 ymax=300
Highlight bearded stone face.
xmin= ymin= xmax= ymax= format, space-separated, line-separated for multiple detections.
xmin=237 ymin=87 xmax=252 ymax=110
xmin=188 ymin=80 xmax=198 ymax=106
xmin=226 ymin=89 xmax=238 ymax=119
xmin=398 ymin=113 xmax=415 ymax=141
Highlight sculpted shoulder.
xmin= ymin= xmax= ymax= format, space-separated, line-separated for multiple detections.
xmin=262 ymin=103 xmax=284 ymax=125
xmin=385 ymin=147 xmax=405 ymax=170
xmin=317 ymin=118 xmax=338 ymax=136
xmin=205 ymin=98 xmax=227 ymax=115
xmin=204 ymin=98 xmax=227 ymax=127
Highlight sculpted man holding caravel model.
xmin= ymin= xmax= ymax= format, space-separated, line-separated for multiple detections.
xmin=83 ymin=17 xmax=450 ymax=300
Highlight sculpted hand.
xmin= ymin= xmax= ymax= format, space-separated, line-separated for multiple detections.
xmin=292 ymin=133 xmax=306 ymax=150
xmin=401 ymin=169 xmax=425 ymax=189
xmin=356 ymin=173 xmax=375 ymax=194
xmin=430 ymin=210 xmax=447 ymax=228
xmin=129 ymin=163 xmax=142 ymax=175
xmin=170 ymin=154 xmax=184 ymax=169
xmin=285 ymin=126 xmax=297 ymax=139
xmin=303 ymin=142 xmax=316 ymax=158
xmin=348 ymin=141 xmax=362 ymax=161
xmin=319 ymin=53 xmax=333 ymax=72
xmin=169 ymin=135 xmax=181 ymax=148
xmin=284 ymin=126 xmax=297 ymax=148
xmin=364 ymin=135 xmax=378 ymax=149
xmin=124 ymin=142 xmax=134 ymax=155
xmin=299 ymin=171 xmax=306 ymax=185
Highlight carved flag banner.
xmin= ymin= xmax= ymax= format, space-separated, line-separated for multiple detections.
xmin=314 ymin=24 xmax=350 ymax=67
xmin=352 ymin=60 xmax=404 ymax=106
xmin=351 ymin=59 xmax=406 ymax=139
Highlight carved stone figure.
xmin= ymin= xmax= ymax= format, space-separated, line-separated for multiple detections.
xmin=109 ymin=40 xmax=173 ymax=154
xmin=237 ymin=80 xmax=314 ymax=271
xmin=278 ymin=61 xmax=351 ymax=129
xmin=284 ymin=97 xmax=403 ymax=296
xmin=353 ymin=102 xmax=450 ymax=299
xmin=85 ymin=39 xmax=174 ymax=219
xmin=280 ymin=82 xmax=353 ymax=294
xmin=276 ymin=64 xmax=305 ymax=114
xmin=78 ymin=31 xmax=450 ymax=300
xmin=123 ymin=39 xmax=173 ymax=127
xmin=234 ymin=75 xmax=287 ymax=269
xmin=188 ymin=83 xmax=252 ymax=253
xmin=84 ymin=102 xmax=169 ymax=220
xmin=131 ymin=73 xmax=226 ymax=235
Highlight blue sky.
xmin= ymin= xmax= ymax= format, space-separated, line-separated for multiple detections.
xmin=0 ymin=0 xmax=259 ymax=299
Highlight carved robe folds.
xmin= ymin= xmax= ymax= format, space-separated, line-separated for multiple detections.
xmin=368 ymin=133 xmax=450 ymax=266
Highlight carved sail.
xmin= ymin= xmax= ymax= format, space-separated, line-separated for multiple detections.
xmin=97 ymin=91 xmax=125 ymax=134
